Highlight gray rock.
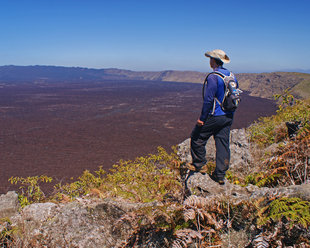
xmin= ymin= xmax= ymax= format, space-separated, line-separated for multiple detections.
xmin=10 ymin=198 xmax=160 ymax=248
xmin=292 ymin=183 xmax=310 ymax=201
xmin=230 ymin=129 xmax=252 ymax=169
xmin=0 ymin=191 xmax=20 ymax=219
xmin=177 ymin=138 xmax=192 ymax=164
xmin=185 ymin=171 xmax=310 ymax=202
xmin=177 ymin=128 xmax=253 ymax=170
xmin=185 ymin=172 xmax=250 ymax=203
xmin=248 ymin=183 xmax=310 ymax=201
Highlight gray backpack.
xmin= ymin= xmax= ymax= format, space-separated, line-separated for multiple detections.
xmin=203 ymin=71 xmax=242 ymax=112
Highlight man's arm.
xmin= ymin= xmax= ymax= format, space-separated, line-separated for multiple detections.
xmin=198 ymin=74 xmax=218 ymax=125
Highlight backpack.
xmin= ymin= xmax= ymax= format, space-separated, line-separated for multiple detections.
xmin=202 ymin=71 xmax=242 ymax=112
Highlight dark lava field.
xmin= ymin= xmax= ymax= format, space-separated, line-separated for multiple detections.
xmin=0 ymin=80 xmax=277 ymax=193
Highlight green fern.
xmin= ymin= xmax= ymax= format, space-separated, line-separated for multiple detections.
xmin=258 ymin=197 xmax=310 ymax=228
xmin=99 ymin=146 xmax=182 ymax=202
xmin=244 ymin=172 xmax=281 ymax=187
xmin=54 ymin=166 xmax=106 ymax=199
xmin=52 ymin=146 xmax=182 ymax=202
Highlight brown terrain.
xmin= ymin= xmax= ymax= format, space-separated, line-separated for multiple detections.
xmin=0 ymin=79 xmax=278 ymax=193
xmin=1 ymin=66 xmax=310 ymax=99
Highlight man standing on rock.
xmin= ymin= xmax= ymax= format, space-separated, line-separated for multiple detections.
xmin=190 ymin=49 xmax=239 ymax=185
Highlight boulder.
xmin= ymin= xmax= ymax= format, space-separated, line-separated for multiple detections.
xmin=10 ymin=198 xmax=159 ymax=248
xmin=0 ymin=191 xmax=20 ymax=219
xmin=177 ymin=128 xmax=252 ymax=170
xmin=185 ymin=172 xmax=250 ymax=203
xmin=230 ymin=129 xmax=252 ymax=169
xmin=185 ymin=171 xmax=310 ymax=202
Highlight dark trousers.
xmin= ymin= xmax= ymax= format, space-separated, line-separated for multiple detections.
xmin=190 ymin=115 xmax=233 ymax=180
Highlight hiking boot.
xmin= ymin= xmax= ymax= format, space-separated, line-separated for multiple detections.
xmin=209 ymin=173 xmax=225 ymax=185
xmin=186 ymin=163 xmax=198 ymax=172
xmin=186 ymin=163 xmax=207 ymax=174
xmin=199 ymin=164 xmax=209 ymax=174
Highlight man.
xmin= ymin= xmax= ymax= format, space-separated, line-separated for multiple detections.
xmin=190 ymin=49 xmax=238 ymax=185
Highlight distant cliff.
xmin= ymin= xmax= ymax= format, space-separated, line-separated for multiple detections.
xmin=0 ymin=65 xmax=206 ymax=83
xmin=1 ymin=65 xmax=310 ymax=99
xmin=237 ymin=72 xmax=310 ymax=99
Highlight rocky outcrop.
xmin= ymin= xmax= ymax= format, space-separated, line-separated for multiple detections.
xmin=12 ymin=199 xmax=130 ymax=247
xmin=185 ymin=171 xmax=310 ymax=203
xmin=0 ymin=191 xmax=20 ymax=219
xmin=0 ymin=180 xmax=309 ymax=247
xmin=0 ymin=197 xmax=159 ymax=248
xmin=177 ymin=128 xmax=252 ymax=170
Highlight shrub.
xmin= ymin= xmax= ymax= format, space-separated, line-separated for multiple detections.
xmin=98 ymin=146 xmax=182 ymax=202
xmin=248 ymin=90 xmax=310 ymax=146
xmin=10 ymin=147 xmax=183 ymax=204
xmin=8 ymin=175 xmax=53 ymax=207
xmin=53 ymin=166 xmax=106 ymax=200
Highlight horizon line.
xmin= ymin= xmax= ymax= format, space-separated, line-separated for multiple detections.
xmin=1 ymin=64 xmax=310 ymax=75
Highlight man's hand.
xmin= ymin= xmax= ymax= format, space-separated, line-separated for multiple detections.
xmin=197 ymin=119 xmax=204 ymax=126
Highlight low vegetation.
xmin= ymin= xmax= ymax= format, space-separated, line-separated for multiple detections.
xmin=243 ymin=91 xmax=310 ymax=189
xmin=248 ymin=90 xmax=310 ymax=146
xmin=2 ymin=91 xmax=310 ymax=247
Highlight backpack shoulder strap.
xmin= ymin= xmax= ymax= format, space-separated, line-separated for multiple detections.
xmin=202 ymin=71 xmax=226 ymax=99
xmin=215 ymin=71 xmax=236 ymax=82
xmin=211 ymin=71 xmax=226 ymax=78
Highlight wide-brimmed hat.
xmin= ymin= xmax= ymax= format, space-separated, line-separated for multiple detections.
xmin=205 ymin=49 xmax=230 ymax=63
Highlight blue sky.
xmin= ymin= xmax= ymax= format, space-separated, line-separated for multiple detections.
xmin=0 ymin=0 xmax=309 ymax=73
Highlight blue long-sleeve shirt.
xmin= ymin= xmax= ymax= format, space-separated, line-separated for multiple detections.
xmin=199 ymin=66 xmax=238 ymax=122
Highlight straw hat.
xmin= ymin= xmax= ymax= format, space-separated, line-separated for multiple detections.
xmin=204 ymin=49 xmax=230 ymax=64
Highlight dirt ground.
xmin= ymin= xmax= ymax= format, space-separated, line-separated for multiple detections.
xmin=0 ymin=80 xmax=277 ymax=193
